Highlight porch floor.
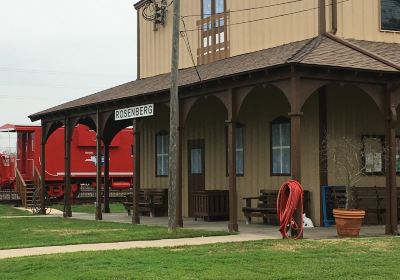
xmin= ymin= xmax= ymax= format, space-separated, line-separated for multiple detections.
xmin=64 ymin=212 xmax=388 ymax=240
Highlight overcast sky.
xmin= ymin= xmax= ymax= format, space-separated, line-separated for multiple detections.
xmin=0 ymin=0 xmax=137 ymax=126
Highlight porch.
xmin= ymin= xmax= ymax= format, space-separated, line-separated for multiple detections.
xmin=29 ymin=34 xmax=400 ymax=235
xmin=66 ymin=212 xmax=388 ymax=239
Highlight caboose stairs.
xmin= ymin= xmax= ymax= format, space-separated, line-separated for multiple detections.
xmin=15 ymin=168 xmax=36 ymax=208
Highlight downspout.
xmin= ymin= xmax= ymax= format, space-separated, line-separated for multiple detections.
xmin=331 ymin=0 xmax=338 ymax=34
xmin=318 ymin=0 xmax=326 ymax=34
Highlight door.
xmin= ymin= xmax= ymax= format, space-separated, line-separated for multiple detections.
xmin=188 ymin=139 xmax=205 ymax=216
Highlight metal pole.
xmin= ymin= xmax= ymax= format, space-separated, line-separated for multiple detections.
xmin=168 ymin=0 xmax=180 ymax=233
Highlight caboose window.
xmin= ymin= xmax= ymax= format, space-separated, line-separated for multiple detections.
xmin=156 ymin=131 xmax=169 ymax=177
xmin=381 ymin=0 xmax=400 ymax=31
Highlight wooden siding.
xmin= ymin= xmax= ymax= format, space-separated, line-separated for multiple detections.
xmin=138 ymin=0 xmax=320 ymax=78
xmin=139 ymin=86 xmax=321 ymax=224
xmin=336 ymin=0 xmax=400 ymax=43
xmin=326 ymin=84 xmax=386 ymax=187
xmin=138 ymin=0 xmax=400 ymax=79
xmin=138 ymin=2 xmax=199 ymax=78
xmin=228 ymin=0 xmax=319 ymax=58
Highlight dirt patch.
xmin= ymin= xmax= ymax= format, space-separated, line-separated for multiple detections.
xmin=270 ymin=241 xmax=318 ymax=252
xmin=28 ymin=228 xmax=128 ymax=236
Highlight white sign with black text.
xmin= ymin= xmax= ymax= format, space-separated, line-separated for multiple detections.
xmin=115 ymin=104 xmax=154 ymax=121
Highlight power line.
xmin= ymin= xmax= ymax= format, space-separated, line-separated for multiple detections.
xmin=180 ymin=17 xmax=202 ymax=83
xmin=182 ymin=0 xmax=304 ymax=18
xmin=181 ymin=0 xmax=350 ymax=32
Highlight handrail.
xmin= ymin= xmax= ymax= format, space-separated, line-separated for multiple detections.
xmin=33 ymin=166 xmax=42 ymax=190
xmin=15 ymin=168 xmax=27 ymax=207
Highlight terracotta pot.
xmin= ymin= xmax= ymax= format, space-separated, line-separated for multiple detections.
xmin=333 ymin=208 xmax=366 ymax=238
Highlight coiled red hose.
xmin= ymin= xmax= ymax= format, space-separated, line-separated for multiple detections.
xmin=277 ymin=180 xmax=304 ymax=239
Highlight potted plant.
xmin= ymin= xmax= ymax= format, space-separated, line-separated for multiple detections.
xmin=323 ymin=136 xmax=366 ymax=237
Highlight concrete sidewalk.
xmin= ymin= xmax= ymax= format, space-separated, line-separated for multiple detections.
xmin=0 ymin=233 xmax=272 ymax=260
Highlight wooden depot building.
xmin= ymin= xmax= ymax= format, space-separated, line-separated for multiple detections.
xmin=29 ymin=0 xmax=400 ymax=234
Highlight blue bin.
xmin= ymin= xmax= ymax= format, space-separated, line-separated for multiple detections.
xmin=320 ymin=186 xmax=346 ymax=227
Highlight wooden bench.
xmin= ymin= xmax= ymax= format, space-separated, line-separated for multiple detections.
xmin=193 ymin=190 xmax=229 ymax=221
xmin=325 ymin=186 xmax=399 ymax=225
xmin=242 ymin=190 xmax=310 ymax=225
xmin=123 ymin=188 xmax=168 ymax=217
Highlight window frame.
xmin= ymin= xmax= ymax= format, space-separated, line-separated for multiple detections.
xmin=380 ymin=0 xmax=400 ymax=32
xmin=270 ymin=116 xmax=291 ymax=176
xmin=225 ymin=123 xmax=245 ymax=177
xmin=155 ymin=130 xmax=169 ymax=177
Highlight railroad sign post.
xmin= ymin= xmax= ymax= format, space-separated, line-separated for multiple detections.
xmin=115 ymin=104 xmax=154 ymax=121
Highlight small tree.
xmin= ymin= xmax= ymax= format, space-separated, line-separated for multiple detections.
xmin=322 ymin=136 xmax=369 ymax=210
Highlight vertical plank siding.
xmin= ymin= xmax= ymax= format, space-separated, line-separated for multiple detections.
xmin=337 ymin=0 xmax=400 ymax=43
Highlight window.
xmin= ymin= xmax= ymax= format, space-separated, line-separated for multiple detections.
xmin=381 ymin=0 xmax=400 ymax=31
xmin=362 ymin=136 xmax=384 ymax=174
xmin=191 ymin=148 xmax=203 ymax=174
xmin=271 ymin=117 xmax=291 ymax=175
xmin=198 ymin=0 xmax=229 ymax=65
xmin=226 ymin=123 xmax=244 ymax=176
xmin=156 ymin=131 xmax=169 ymax=177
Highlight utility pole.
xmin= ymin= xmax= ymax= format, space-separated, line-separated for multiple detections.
xmin=168 ymin=0 xmax=180 ymax=233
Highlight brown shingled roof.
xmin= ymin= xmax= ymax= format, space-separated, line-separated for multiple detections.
xmin=29 ymin=35 xmax=400 ymax=121
xmin=29 ymin=39 xmax=311 ymax=119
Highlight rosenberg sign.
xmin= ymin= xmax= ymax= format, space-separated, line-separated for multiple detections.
xmin=115 ymin=104 xmax=154 ymax=121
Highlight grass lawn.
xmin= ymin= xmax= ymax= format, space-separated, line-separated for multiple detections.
xmin=0 ymin=217 xmax=228 ymax=249
xmin=51 ymin=203 xmax=126 ymax=214
xmin=0 ymin=204 xmax=31 ymax=216
xmin=0 ymin=238 xmax=399 ymax=279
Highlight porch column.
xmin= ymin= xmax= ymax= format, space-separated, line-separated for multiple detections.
xmin=177 ymin=125 xmax=183 ymax=227
xmin=228 ymin=120 xmax=238 ymax=232
xmin=227 ymin=88 xmax=238 ymax=233
xmin=103 ymin=143 xmax=110 ymax=213
xmin=289 ymin=112 xmax=303 ymax=238
xmin=63 ymin=119 xmax=72 ymax=218
xmin=95 ymin=111 xmax=103 ymax=220
xmin=40 ymin=125 xmax=46 ymax=215
xmin=385 ymin=91 xmax=398 ymax=235
xmin=132 ymin=119 xmax=140 ymax=224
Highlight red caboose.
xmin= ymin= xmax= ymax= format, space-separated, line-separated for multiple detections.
xmin=0 ymin=124 xmax=134 ymax=198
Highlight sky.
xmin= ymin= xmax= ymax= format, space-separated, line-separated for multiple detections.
xmin=0 ymin=0 xmax=137 ymax=126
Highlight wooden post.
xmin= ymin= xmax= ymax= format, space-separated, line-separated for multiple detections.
xmin=385 ymin=89 xmax=398 ymax=235
xmin=63 ymin=119 xmax=72 ymax=218
xmin=177 ymin=125 xmax=183 ymax=227
xmin=289 ymin=112 xmax=303 ymax=238
xmin=319 ymin=88 xmax=328 ymax=226
xmin=168 ymin=0 xmax=180 ymax=232
xmin=40 ymin=125 xmax=46 ymax=215
xmin=228 ymin=120 xmax=238 ymax=232
xmin=226 ymin=88 xmax=239 ymax=233
xmin=95 ymin=111 xmax=103 ymax=221
xmin=103 ymin=143 xmax=110 ymax=213
xmin=132 ymin=119 xmax=140 ymax=224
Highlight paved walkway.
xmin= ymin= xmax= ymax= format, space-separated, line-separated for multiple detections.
xmin=0 ymin=209 xmax=389 ymax=260
xmin=0 ymin=234 xmax=271 ymax=260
